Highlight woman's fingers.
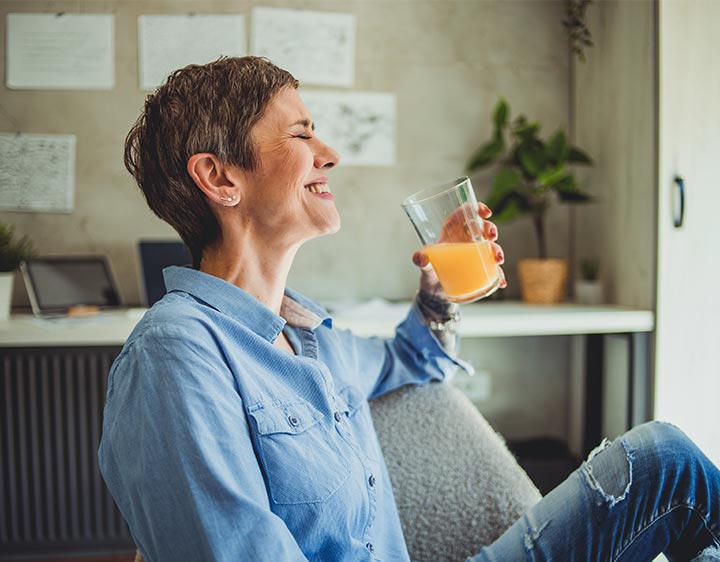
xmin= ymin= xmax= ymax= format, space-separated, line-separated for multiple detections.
xmin=492 ymin=238 xmax=507 ymax=289
xmin=484 ymin=220 xmax=498 ymax=241
xmin=478 ymin=202 xmax=492 ymax=219
xmin=499 ymin=266 xmax=507 ymax=288
xmin=412 ymin=250 xmax=431 ymax=270
xmin=492 ymin=242 xmax=504 ymax=264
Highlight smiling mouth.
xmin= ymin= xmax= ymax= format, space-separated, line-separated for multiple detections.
xmin=304 ymin=182 xmax=331 ymax=194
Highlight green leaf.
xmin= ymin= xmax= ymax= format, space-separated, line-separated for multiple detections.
xmin=537 ymin=166 xmax=567 ymax=187
xmin=487 ymin=168 xmax=522 ymax=202
xmin=567 ymin=146 xmax=593 ymax=165
xmin=466 ymin=134 xmax=505 ymax=172
xmin=553 ymin=175 xmax=593 ymax=202
xmin=0 ymin=222 xmax=35 ymax=272
xmin=517 ymin=142 xmax=546 ymax=177
xmin=493 ymin=99 xmax=509 ymax=130
xmin=489 ymin=195 xmax=525 ymax=223
xmin=511 ymin=117 xmax=541 ymax=142
xmin=547 ymin=130 xmax=569 ymax=164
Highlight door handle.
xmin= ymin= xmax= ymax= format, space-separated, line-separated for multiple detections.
xmin=672 ymin=175 xmax=685 ymax=228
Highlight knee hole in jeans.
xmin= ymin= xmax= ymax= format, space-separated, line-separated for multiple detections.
xmin=581 ymin=437 xmax=634 ymax=508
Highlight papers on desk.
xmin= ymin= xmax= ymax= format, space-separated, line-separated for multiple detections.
xmin=324 ymin=298 xmax=409 ymax=334
xmin=325 ymin=297 xmax=409 ymax=317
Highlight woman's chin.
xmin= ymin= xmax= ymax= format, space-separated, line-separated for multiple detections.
xmin=315 ymin=221 xmax=341 ymax=239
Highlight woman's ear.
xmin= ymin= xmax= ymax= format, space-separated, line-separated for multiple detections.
xmin=187 ymin=153 xmax=241 ymax=207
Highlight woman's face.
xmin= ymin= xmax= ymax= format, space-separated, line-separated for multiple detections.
xmin=233 ymin=87 xmax=341 ymax=246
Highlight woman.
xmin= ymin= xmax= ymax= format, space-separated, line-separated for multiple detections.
xmin=99 ymin=57 xmax=720 ymax=562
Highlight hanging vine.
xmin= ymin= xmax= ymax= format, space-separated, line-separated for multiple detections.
xmin=563 ymin=0 xmax=594 ymax=61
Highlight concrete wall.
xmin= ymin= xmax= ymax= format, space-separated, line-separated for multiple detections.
xmin=572 ymin=0 xmax=656 ymax=309
xmin=0 ymin=0 xmax=572 ymax=440
xmin=0 ymin=0 xmax=570 ymax=306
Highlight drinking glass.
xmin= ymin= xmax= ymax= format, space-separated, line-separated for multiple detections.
xmin=402 ymin=176 xmax=501 ymax=303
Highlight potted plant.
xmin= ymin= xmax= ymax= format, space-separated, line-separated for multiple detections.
xmin=466 ymin=98 xmax=594 ymax=304
xmin=0 ymin=221 xmax=35 ymax=321
xmin=575 ymin=257 xmax=603 ymax=305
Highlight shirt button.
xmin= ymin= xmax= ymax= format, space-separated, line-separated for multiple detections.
xmin=288 ymin=415 xmax=299 ymax=427
xmin=368 ymin=474 xmax=376 ymax=488
xmin=365 ymin=542 xmax=374 ymax=553
xmin=334 ymin=411 xmax=343 ymax=423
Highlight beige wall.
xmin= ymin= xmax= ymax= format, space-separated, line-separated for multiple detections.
xmin=572 ymin=0 xmax=656 ymax=308
xmin=0 ymin=0 xmax=570 ymax=307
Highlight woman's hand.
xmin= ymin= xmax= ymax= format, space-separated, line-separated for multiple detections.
xmin=411 ymin=202 xmax=507 ymax=300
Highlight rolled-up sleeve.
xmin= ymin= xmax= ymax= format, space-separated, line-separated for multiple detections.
xmin=332 ymin=305 xmax=474 ymax=400
xmin=98 ymin=326 xmax=309 ymax=562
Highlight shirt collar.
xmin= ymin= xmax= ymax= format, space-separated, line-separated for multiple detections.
xmin=162 ymin=266 xmax=332 ymax=343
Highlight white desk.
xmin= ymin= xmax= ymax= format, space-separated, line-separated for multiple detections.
xmin=0 ymin=301 xmax=654 ymax=456
xmin=0 ymin=302 xmax=653 ymax=346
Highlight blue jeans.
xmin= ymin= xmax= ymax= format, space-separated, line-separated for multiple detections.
xmin=468 ymin=421 xmax=720 ymax=562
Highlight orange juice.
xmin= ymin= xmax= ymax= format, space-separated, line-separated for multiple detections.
xmin=424 ymin=240 xmax=500 ymax=302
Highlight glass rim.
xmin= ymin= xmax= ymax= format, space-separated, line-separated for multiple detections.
xmin=401 ymin=176 xmax=471 ymax=208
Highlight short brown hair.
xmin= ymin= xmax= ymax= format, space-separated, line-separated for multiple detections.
xmin=124 ymin=56 xmax=299 ymax=267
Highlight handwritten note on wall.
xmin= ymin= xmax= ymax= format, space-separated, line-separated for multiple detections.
xmin=252 ymin=7 xmax=355 ymax=87
xmin=0 ymin=134 xmax=76 ymax=213
xmin=6 ymin=13 xmax=114 ymax=89
xmin=301 ymin=91 xmax=396 ymax=167
xmin=138 ymin=15 xmax=246 ymax=90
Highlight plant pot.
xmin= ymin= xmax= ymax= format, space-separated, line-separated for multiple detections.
xmin=574 ymin=279 xmax=604 ymax=305
xmin=0 ymin=271 xmax=13 ymax=322
xmin=517 ymin=259 xmax=569 ymax=304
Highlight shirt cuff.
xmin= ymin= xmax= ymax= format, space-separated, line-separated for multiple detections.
xmin=406 ymin=303 xmax=475 ymax=376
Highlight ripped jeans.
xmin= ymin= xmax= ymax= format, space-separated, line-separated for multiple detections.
xmin=468 ymin=421 xmax=720 ymax=562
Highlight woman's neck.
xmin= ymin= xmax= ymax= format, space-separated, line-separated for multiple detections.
xmin=199 ymin=232 xmax=300 ymax=316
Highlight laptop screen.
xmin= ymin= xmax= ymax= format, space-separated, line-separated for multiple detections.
xmin=22 ymin=257 xmax=121 ymax=315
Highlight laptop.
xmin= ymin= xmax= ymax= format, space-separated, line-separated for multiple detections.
xmin=137 ymin=240 xmax=192 ymax=306
xmin=20 ymin=256 xmax=123 ymax=318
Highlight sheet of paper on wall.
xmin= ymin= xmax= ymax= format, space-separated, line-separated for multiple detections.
xmin=138 ymin=14 xmax=246 ymax=90
xmin=0 ymin=134 xmax=76 ymax=213
xmin=301 ymin=91 xmax=396 ymax=167
xmin=5 ymin=13 xmax=114 ymax=89
xmin=251 ymin=7 xmax=355 ymax=88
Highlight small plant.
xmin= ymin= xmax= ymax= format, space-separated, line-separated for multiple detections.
xmin=580 ymin=257 xmax=600 ymax=281
xmin=563 ymin=0 xmax=594 ymax=61
xmin=465 ymin=98 xmax=594 ymax=259
xmin=0 ymin=222 xmax=35 ymax=272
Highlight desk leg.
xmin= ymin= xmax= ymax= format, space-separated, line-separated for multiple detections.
xmin=626 ymin=331 xmax=652 ymax=429
xmin=583 ymin=333 xmax=604 ymax=457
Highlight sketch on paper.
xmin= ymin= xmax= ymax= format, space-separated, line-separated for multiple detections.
xmin=0 ymin=134 xmax=76 ymax=213
xmin=138 ymin=15 xmax=246 ymax=90
xmin=301 ymin=91 xmax=396 ymax=167
xmin=6 ymin=13 xmax=114 ymax=89
xmin=251 ymin=7 xmax=355 ymax=87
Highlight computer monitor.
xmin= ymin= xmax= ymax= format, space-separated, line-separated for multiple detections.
xmin=137 ymin=240 xmax=192 ymax=306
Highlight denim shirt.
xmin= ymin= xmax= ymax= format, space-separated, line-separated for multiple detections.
xmin=98 ymin=266 xmax=468 ymax=562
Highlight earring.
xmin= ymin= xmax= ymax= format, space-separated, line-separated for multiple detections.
xmin=219 ymin=194 xmax=237 ymax=205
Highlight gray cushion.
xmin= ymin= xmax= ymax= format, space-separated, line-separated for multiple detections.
xmin=370 ymin=382 xmax=541 ymax=562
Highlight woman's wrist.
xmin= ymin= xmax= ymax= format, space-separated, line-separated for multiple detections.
xmin=415 ymin=290 xmax=460 ymax=332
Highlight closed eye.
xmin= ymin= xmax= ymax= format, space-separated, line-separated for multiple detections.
xmin=295 ymin=135 xmax=313 ymax=140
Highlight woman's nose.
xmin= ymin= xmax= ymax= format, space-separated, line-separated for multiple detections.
xmin=314 ymin=138 xmax=340 ymax=169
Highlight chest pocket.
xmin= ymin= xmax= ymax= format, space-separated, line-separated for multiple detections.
xmin=248 ymin=400 xmax=352 ymax=505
